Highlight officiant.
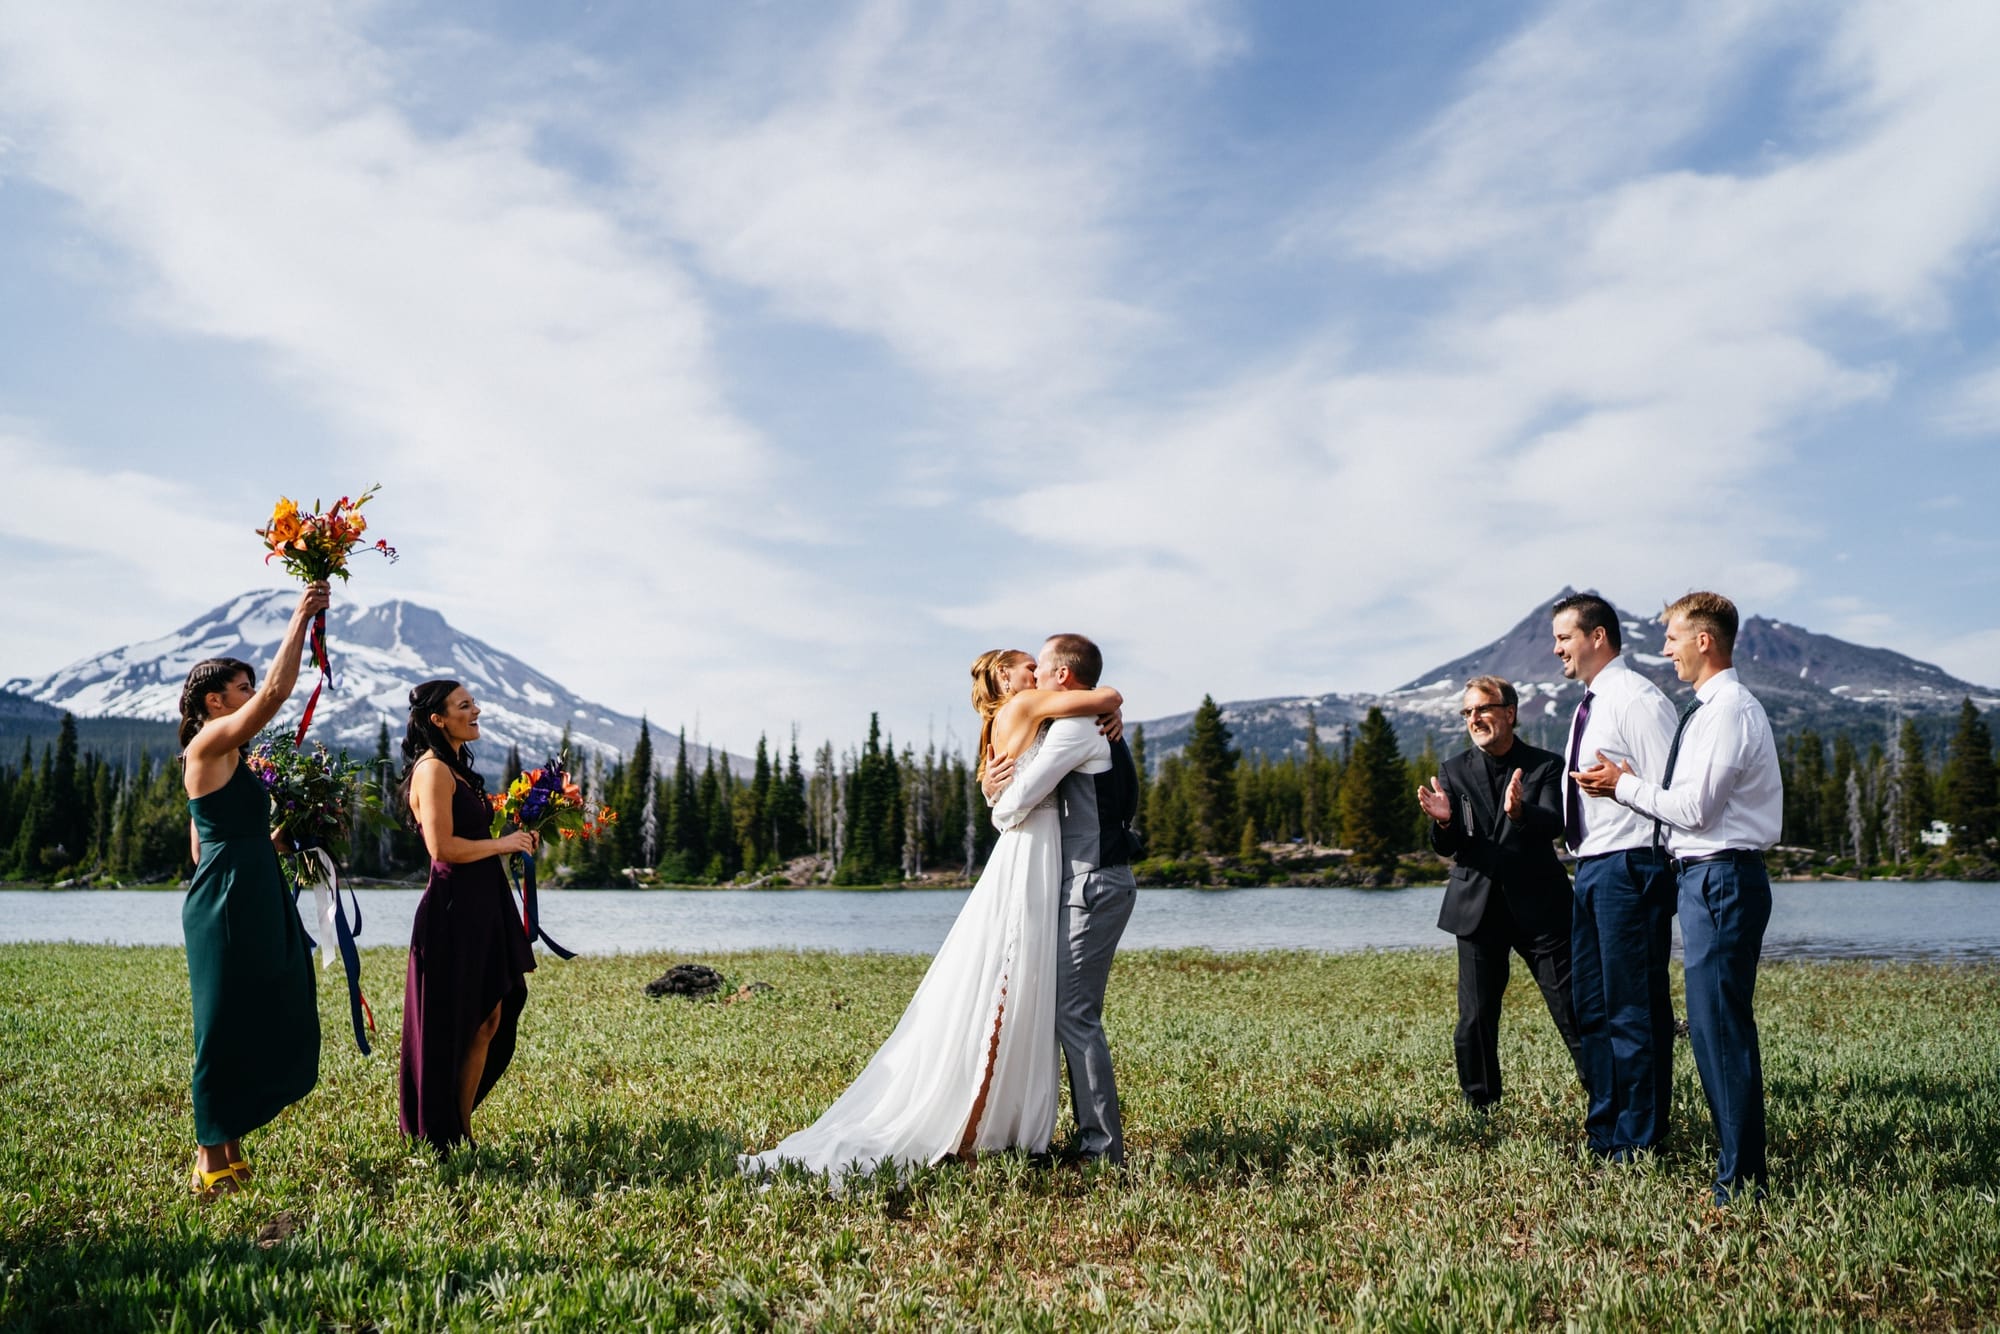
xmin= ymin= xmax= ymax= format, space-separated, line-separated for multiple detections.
xmin=1417 ymin=675 xmax=1586 ymax=1110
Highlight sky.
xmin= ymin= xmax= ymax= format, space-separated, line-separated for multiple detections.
xmin=3 ymin=0 xmax=1998 ymax=755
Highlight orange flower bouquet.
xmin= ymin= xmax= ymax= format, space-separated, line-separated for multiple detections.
xmin=254 ymin=484 xmax=397 ymax=743
xmin=257 ymin=484 xmax=397 ymax=582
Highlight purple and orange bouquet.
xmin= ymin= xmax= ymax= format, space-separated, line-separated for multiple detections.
xmin=248 ymin=731 xmax=366 ymax=884
xmin=489 ymin=756 xmax=618 ymax=843
xmin=256 ymin=484 xmax=397 ymax=583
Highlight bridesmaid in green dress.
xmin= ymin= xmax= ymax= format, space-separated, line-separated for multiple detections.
xmin=178 ymin=580 xmax=329 ymax=1199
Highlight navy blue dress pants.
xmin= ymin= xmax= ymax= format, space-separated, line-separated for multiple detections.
xmin=1678 ymin=857 xmax=1771 ymax=1200
xmin=1572 ymin=848 xmax=1676 ymax=1156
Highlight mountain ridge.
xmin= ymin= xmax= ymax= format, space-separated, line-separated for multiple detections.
xmin=3 ymin=591 xmax=738 ymax=775
xmin=1136 ymin=588 xmax=2000 ymax=760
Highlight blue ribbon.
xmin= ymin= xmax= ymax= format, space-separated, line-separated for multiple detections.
xmin=328 ymin=874 xmax=373 ymax=1055
xmin=288 ymin=848 xmax=373 ymax=1055
xmin=512 ymin=850 xmax=576 ymax=960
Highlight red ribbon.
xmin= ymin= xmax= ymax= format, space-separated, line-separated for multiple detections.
xmin=292 ymin=610 xmax=331 ymax=745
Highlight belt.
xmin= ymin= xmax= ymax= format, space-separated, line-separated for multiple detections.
xmin=1671 ymin=849 xmax=1764 ymax=873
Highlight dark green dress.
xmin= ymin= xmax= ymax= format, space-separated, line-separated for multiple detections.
xmin=184 ymin=759 xmax=320 ymax=1145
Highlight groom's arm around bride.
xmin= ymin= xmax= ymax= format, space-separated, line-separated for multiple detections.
xmin=989 ymin=634 xmax=1140 ymax=1166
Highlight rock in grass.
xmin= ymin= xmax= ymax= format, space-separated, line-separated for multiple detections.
xmin=645 ymin=964 xmax=725 ymax=998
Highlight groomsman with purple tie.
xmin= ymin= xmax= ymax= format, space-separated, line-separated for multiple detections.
xmin=1576 ymin=591 xmax=1783 ymax=1205
xmin=1550 ymin=593 xmax=1679 ymax=1163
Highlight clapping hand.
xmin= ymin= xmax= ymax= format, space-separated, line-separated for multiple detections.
xmin=1572 ymin=752 xmax=1634 ymax=799
xmin=1416 ymin=776 xmax=1453 ymax=826
xmin=1502 ymin=768 xmax=1525 ymax=822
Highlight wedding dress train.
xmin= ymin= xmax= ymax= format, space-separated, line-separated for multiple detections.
xmin=739 ymin=729 xmax=1061 ymax=1183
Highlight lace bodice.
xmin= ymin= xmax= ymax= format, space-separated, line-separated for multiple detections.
xmin=1002 ymin=724 xmax=1056 ymax=811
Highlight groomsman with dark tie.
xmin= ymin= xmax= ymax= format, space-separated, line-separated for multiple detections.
xmin=1576 ymin=591 xmax=1783 ymax=1204
xmin=1550 ymin=593 xmax=1679 ymax=1163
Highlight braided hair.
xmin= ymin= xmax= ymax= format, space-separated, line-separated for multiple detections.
xmin=396 ymin=678 xmax=485 ymax=827
xmin=177 ymin=657 xmax=256 ymax=752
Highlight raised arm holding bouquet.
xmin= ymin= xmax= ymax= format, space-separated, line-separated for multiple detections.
xmin=256 ymin=485 xmax=396 ymax=744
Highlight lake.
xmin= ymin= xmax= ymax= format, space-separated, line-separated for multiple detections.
xmin=2 ymin=883 xmax=1997 ymax=961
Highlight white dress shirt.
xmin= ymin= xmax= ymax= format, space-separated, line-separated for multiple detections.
xmin=1567 ymin=654 xmax=1679 ymax=858
xmin=991 ymin=716 xmax=1110 ymax=832
xmin=1613 ymin=668 xmax=1783 ymax=857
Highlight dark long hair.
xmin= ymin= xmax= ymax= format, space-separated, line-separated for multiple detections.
xmin=178 ymin=657 xmax=256 ymax=751
xmin=397 ymin=678 xmax=485 ymax=827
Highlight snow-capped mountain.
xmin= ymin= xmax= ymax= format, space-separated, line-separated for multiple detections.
xmin=3 ymin=590 xmax=727 ymax=773
xmin=1139 ymin=589 xmax=2000 ymax=759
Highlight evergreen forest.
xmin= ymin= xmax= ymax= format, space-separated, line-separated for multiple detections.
xmin=3 ymin=697 xmax=1997 ymax=887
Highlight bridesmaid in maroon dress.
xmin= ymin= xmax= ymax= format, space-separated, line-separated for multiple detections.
xmin=397 ymin=679 xmax=540 ymax=1152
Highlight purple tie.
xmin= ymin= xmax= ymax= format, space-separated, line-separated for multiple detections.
xmin=1564 ymin=690 xmax=1594 ymax=852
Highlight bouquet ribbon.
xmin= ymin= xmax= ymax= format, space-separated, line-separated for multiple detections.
xmin=510 ymin=850 xmax=577 ymax=960
xmin=292 ymin=845 xmax=375 ymax=1055
xmin=292 ymin=611 xmax=334 ymax=746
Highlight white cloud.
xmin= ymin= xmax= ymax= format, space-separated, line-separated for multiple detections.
xmin=1 ymin=0 xmax=1995 ymax=749
xmin=961 ymin=0 xmax=2000 ymax=706
xmin=1934 ymin=363 xmax=2000 ymax=437
xmin=626 ymin=0 xmax=1234 ymax=411
xmin=0 ymin=0 xmax=893 ymax=744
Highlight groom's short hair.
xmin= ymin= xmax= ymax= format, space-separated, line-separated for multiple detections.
xmin=1043 ymin=634 xmax=1102 ymax=687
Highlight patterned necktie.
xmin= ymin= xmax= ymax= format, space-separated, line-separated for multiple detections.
xmin=1563 ymin=690 xmax=1594 ymax=852
xmin=1654 ymin=696 xmax=1704 ymax=856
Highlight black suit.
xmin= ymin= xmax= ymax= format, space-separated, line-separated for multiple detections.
xmin=1429 ymin=739 xmax=1586 ymax=1108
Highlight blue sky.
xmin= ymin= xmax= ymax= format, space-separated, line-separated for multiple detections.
xmin=3 ymin=0 xmax=1997 ymax=754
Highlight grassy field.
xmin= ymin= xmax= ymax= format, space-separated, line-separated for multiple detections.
xmin=1 ymin=945 xmax=1996 ymax=1330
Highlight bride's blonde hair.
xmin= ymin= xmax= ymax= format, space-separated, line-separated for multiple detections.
xmin=970 ymin=649 xmax=1032 ymax=782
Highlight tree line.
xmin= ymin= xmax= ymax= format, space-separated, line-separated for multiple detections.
xmin=3 ymin=698 xmax=1996 ymax=885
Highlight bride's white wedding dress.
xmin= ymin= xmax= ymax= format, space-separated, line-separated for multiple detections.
xmin=739 ymin=727 xmax=1061 ymax=1183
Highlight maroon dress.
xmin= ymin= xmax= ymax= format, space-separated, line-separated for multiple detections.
xmin=399 ymin=778 xmax=536 ymax=1151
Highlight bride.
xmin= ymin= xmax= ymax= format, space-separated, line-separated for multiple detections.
xmin=739 ymin=648 xmax=1121 ymax=1183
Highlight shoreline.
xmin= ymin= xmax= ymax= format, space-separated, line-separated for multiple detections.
xmin=3 ymin=873 xmax=1990 ymax=892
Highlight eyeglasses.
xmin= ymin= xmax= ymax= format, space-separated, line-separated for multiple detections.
xmin=1459 ymin=703 xmax=1511 ymax=719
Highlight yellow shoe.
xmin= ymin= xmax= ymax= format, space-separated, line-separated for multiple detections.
xmin=190 ymin=1161 xmax=244 ymax=1202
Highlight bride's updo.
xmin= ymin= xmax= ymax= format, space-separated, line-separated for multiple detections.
xmin=970 ymin=649 xmax=1032 ymax=781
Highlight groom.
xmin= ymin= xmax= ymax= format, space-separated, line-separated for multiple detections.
xmin=985 ymin=633 xmax=1141 ymax=1167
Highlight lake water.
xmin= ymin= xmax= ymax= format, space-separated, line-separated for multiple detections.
xmin=2 ymin=883 xmax=1997 ymax=961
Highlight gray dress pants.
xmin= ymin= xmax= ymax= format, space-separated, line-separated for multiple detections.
xmin=1057 ymin=865 xmax=1136 ymax=1162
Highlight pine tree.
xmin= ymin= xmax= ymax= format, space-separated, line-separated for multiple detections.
xmin=1943 ymin=698 xmax=1999 ymax=848
xmin=1182 ymin=696 xmax=1238 ymax=855
xmin=1895 ymin=719 xmax=1934 ymax=859
xmin=737 ymin=735 xmax=773 ymax=871
xmin=1785 ymin=732 xmax=1827 ymax=849
xmin=49 ymin=714 xmax=82 ymax=871
xmin=839 ymin=716 xmax=901 ymax=883
xmin=1340 ymin=707 xmax=1408 ymax=877
xmin=669 ymin=733 xmax=702 ymax=875
xmin=1146 ymin=754 xmax=1193 ymax=858
xmin=1406 ymin=733 xmax=1440 ymax=851
xmin=771 ymin=732 xmax=809 ymax=861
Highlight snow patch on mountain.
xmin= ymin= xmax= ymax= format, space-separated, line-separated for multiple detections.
xmin=4 ymin=590 xmax=734 ymax=774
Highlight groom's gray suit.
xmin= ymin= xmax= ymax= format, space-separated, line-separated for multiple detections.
xmin=991 ymin=716 xmax=1141 ymax=1163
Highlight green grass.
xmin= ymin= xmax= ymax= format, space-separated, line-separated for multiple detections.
xmin=2 ymin=945 xmax=1996 ymax=1330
